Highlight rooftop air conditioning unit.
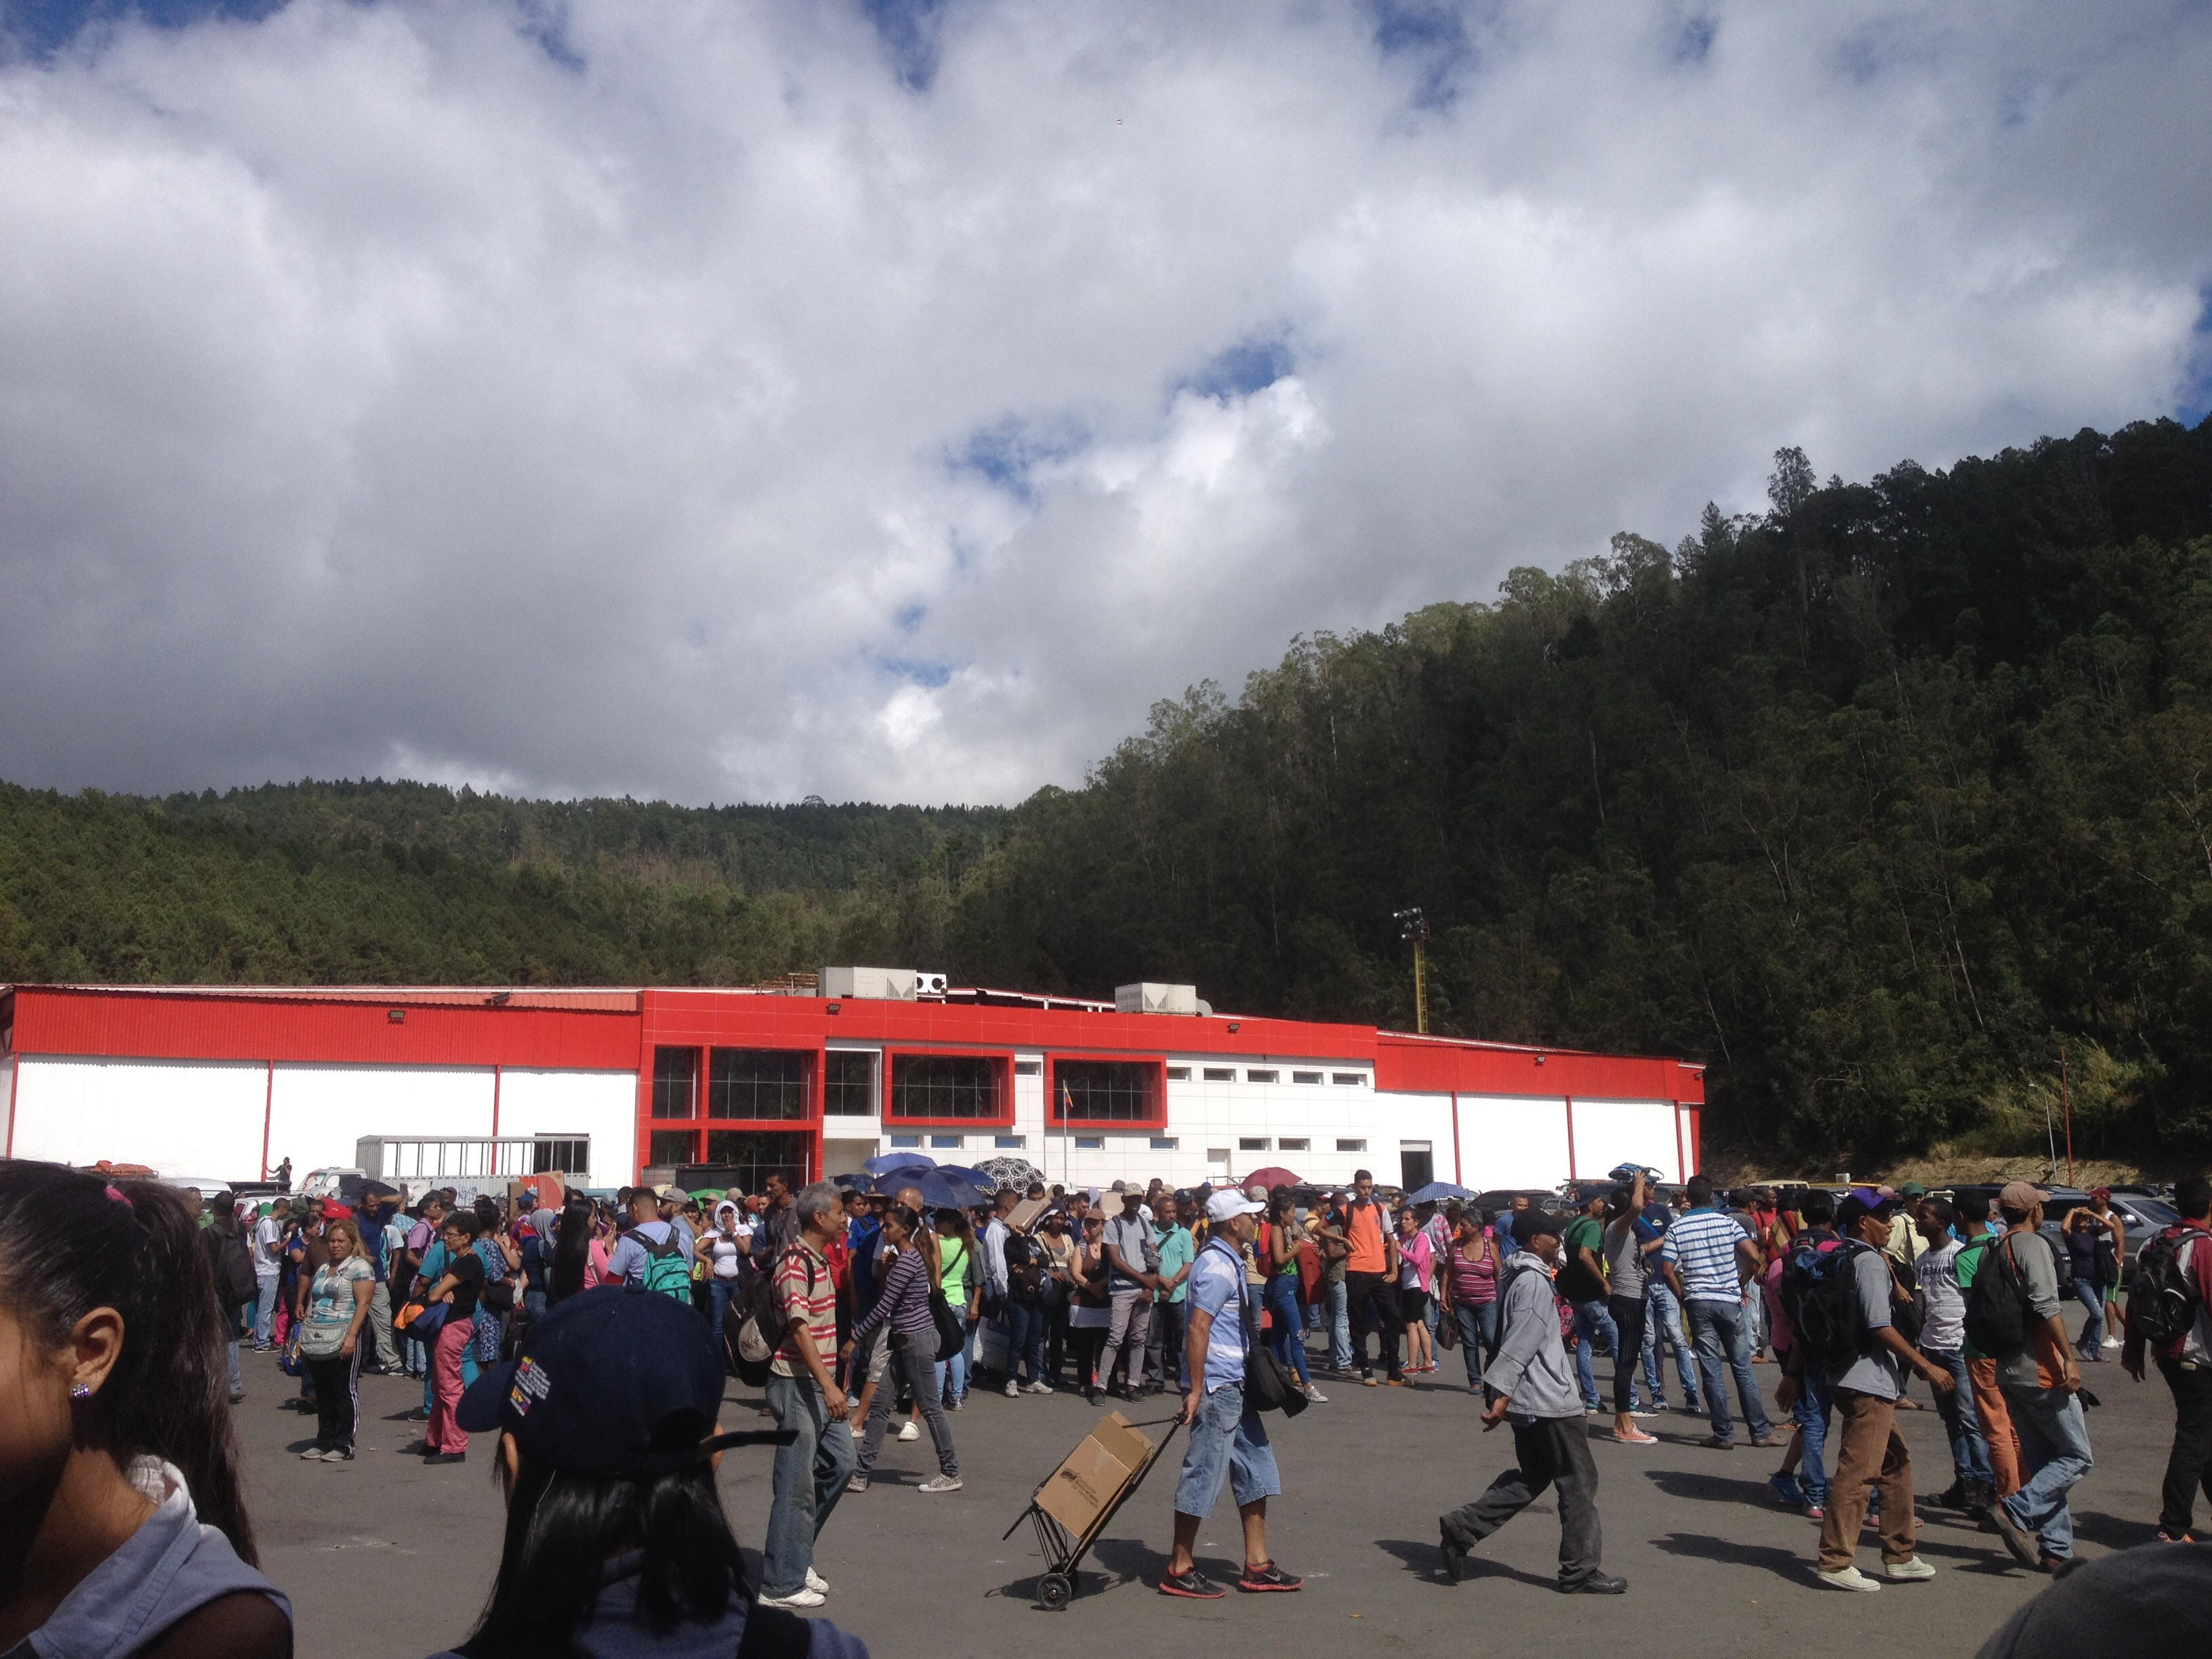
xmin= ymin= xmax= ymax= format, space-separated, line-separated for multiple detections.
xmin=819 ymin=966 xmax=918 ymax=1001
xmin=916 ymin=972 xmax=948 ymax=997
xmin=1115 ymin=982 xmax=1200 ymax=1015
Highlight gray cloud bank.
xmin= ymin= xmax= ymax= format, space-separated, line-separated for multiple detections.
xmin=2 ymin=1 xmax=2207 ymax=805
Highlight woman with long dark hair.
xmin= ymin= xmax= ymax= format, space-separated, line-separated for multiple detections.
xmin=548 ymin=1199 xmax=596 ymax=1305
xmin=430 ymin=1286 xmax=865 ymax=1659
xmin=1263 ymin=1190 xmax=1323 ymax=1403
xmin=840 ymin=1205 xmax=960 ymax=1494
xmin=933 ymin=1208 xmax=979 ymax=1410
xmin=0 ymin=1162 xmax=291 ymax=1656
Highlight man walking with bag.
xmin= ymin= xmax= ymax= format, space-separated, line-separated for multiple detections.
xmin=1438 ymin=1208 xmax=1626 ymax=1595
xmin=1159 ymin=1189 xmax=1303 ymax=1599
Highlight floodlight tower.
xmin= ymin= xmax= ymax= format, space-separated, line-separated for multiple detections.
xmin=1394 ymin=907 xmax=1430 ymax=1035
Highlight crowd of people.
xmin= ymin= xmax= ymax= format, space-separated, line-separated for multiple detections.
xmin=5 ymin=1152 xmax=2212 ymax=1657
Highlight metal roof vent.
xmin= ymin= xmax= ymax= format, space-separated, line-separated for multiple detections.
xmin=1115 ymin=983 xmax=1202 ymax=1016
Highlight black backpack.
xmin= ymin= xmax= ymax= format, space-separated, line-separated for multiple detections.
xmin=730 ymin=1246 xmax=816 ymax=1387
xmin=2129 ymin=1226 xmax=2208 ymax=1347
xmin=215 ymin=1225 xmax=258 ymax=1310
xmin=1964 ymin=1233 xmax=2039 ymax=1360
xmin=1780 ymin=1238 xmax=1869 ymax=1380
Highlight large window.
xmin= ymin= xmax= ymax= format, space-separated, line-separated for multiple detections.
xmin=647 ymin=1129 xmax=697 ymax=1167
xmin=700 ymin=1130 xmax=811 ymax=1194
xmin=708 ymin=1048 xmax=811 ymax=1120
xmin=651 ymin=1047 xmax=697 ymax=1119
xmin=1052 ymin=1059 xmax=1158 ymax=1122
xmin=824 ymin=1050 xmax=878 ymax=1116
xmin=888 ymin=1054 xmax=1002 ymax=1120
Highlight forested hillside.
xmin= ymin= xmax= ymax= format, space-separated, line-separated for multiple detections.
xmin=5 ymin=415 xmax=2210 ymax=1162
xmin=954 ymin=416 xmax=2212 ymax=1162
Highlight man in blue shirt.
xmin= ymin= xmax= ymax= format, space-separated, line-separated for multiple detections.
xmin=1159 ymin=1190 xmax=1302 ymax=1600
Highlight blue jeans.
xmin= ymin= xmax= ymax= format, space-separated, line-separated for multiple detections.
xmin=1642 ymin=1283 xmax=1700 ymax=1406
xmin=2001 ymin=1384 xmax=2093 ymax=1560
xmin=1794 ymin=1370 xmax=1832 ymax=1504
xmin=1687 ymin=1299 xmax=1769 ymax=1442
xmin=523 ymin=1288 xmax=549 ymax=1323
xmin=763 ymin=1372 xmax=857 ymax=1597
xmin=1265 ymin=1275 xmax=1311 ymax=1387
xmin=1171 ymin=1382 xmax=1279 ymax=1517
xmin=706 ymin=1277 xmax=739 ymax=1350
xmin=1325 ymin=1280 xmax=1351 ymax=1371
xmin=1571 ymin=1300 xmax=1618 ymax=1411
xmin=1006 ymin=1299 xmax=1046 ymax=1383
xmin=252 ymin=1271 xmax=281 ymax=1349
xmin=1922 ymin=1346 xmax=1992 ymax=1485
xmin=1452 ymin=1300 xmax=1497 ymax=1389
xmin=2070 ymin=1279 xmax=2105 ymax=1350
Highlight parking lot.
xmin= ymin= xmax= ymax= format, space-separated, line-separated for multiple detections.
xmin=239 ymin=1311 xmax=2173 ymax=1657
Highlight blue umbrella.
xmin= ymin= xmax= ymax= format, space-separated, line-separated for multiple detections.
xmin=933 ymin=1164 xmax=998 ymax=1192
xmin=863 ymin=1151 xmax=935 ymax=1176
xmin=1406 ymin=1181 xmax=1476 ymax=1206
xmin=913 ymin=1171 xmax=990 ymax=1212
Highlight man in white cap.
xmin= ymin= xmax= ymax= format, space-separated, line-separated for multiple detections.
xmin=1159 ymin=1189 xmax=1302 ymax=1599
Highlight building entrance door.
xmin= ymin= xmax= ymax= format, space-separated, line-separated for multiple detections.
xmin=1399 ymin=1142 xmax=1433 ymax=1193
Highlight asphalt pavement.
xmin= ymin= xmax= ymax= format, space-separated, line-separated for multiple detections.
xmin=238 ymin=1313 xmax=2177 ymax=1657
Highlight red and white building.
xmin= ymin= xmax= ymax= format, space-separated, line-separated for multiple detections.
xmin=0 ymin=974 xmax=1704 ymax=1195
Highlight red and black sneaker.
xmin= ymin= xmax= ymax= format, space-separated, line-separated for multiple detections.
xmin=1237 ymin=1560 xmax=1303 ymax=1593
xmin=1158 ymin=1568 xmax=1225 ymax=1599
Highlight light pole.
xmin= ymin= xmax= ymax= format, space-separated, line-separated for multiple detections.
xmin=1394 ymin=907 xmax=1430 ymax=1035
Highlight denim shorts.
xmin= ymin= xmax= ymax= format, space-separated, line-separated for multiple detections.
xmin=1171 ymin=1382 xmax=1282 ymax=1517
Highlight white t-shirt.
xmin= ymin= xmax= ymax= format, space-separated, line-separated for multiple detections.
xmin=705 ymin=1234 xmax=747 ymax=1279
xmin=253 ymin=1216 xmax=284 ymax=1271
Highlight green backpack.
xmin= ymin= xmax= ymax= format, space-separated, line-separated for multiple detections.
xmin=640 ymin=1229 xmax=693 ymax=1298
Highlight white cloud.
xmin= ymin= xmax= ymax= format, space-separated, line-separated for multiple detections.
xmin=1 ymin=0 xmax=2206 ymax=805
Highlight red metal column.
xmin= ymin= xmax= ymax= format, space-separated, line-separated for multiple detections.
xmin=259 ymin=1060 xmax=274 ymax=1181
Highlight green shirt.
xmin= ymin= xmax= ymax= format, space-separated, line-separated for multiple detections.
xmin=1954 ymin=1233 xmax=1992 ymax=1359
xmin=1155 ymin=1224 xmax=1195 ymax=1303
xmin=1563 ymin=1215 xmax=1603 ymax=1261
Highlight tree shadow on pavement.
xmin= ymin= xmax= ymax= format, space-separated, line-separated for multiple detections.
xmin=1374 ymin=1538 xmax=1556 ymax=1591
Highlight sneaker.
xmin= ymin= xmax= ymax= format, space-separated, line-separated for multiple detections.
xmin=1629 ymin=1405 xmax=1658 ymax=1418
xmin=1086 ymin=1389 xmax=1104 ymax=1406
xmin=1559 ymin=1572 xmax=1628 ymax=1594
xmin=1612 ymin=1428 xmax=1658 ymax=1443
xmin=1749 ymin=1432 xmax=1780 ymax=1448
xmin=1301 ymin=1383 xmax=1328 ymax=1404
xmin=1023 ymin=1380 xmax=1052 ymax=1395
xmin=1699 ymin=1435 xmax=1736 ymax=1451
xmin=1816 ymin=1565 xmax=1882 ymax=1593
xmin=2155 ymin=1530 xmax=2196 ymax=1543
xmin=2102 ymin=1334 xmax=2122 ymax=1349
xmin=804 ymin=1568 xmax=830 ymax=1594
xmin=1933 ymin=1480 xmax=1971 ymax=1511
xmin=1363 ymin=1373 xmax=1379 ymax=1387
xmin=845 ymin=1473 xmax=869 ymax=1494
xmin=1648 ymin=1397 xmax=1670 ymax=1412
xmin=321 ymin=1448 xmax=354 ymax=1462
xmin=424 ymin=1451 xmax=466 ymax=1465
xmin=757 ymin=1588 xmax=825 ymax=1610
xmin=898 ymin=1421 xmax=920 ymax=1442
xmin=300 ymin=1446 xmax=328 ymax=1460
xmin=1439 ymin=1522 xmax=1472 ymax=1582
xmin=1583 ymin=1401 xmax=1605 ymax=1414
xmin=918 ymin=1473 xmax=964 ymax=1494
xmin=1883 ymin=1557 xmax=1936 ymax=1582
xmin=1235 ymin=1560 xmax=1303 ymax=1592
xmin=1159 ymin=1568 xmax=1225 ymax=1599
xmin=1990 ymin=1502 xmax=2043 ymax=1569
xmin=405 ymin=1408 xmax=431 ymax=1422
xmin=1805 ymin=1503 xmax=1826 ymax=1521
xmin=1769 ymin=1473 xmax=1807 ymax=1508
xmin=1006 ymin=1379 xmax=1022 ymax=1397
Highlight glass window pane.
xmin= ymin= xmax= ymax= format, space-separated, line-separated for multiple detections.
xmin=651 ymin=1047 xmax=697 ymax=1119
xmin=700 ymin=1130 xmax=810 ymax=1195
xmin=1052 ymin=1060 xmax=1156 ymax=1122
xmin=824 ymin=1050 xmax=877 ymax=1116
xmin=708 ymin=1048 xmax=811 ymax=1120
xmin=888 ymin=1054 xmax=1002 ymax=1120
xmin=648 ymin=1130 xmax=697 ymax=1167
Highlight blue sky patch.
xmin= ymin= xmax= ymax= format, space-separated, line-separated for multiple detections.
xmin=3 ymin=0 xmax=286 ymax=56
xmin=2181 ymin=289 xmax=2212 ymax=429
xmin=1367 ymin=0 xmax=1477 ymax=110
xmin=1179 ymin=333 xmax=1295 ymax=402
xmin=863 ymin=0 xmax=948 ymax=93
xmin=874 ymin=654 xmax=952 ymax=688
xmin=951 ymin=413 xmax=1088 ymax=505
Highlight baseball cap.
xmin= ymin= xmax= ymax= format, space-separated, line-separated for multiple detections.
xmin=1206 ymin=1189 xmax=1265 ymax=1224
xmin=1999 ymin=1180 xmax=2043 ymax=1212
xmin=649 ymin=1183 xmax=677 ymax=1200
xmin=458 ymin=1286 xmax=733 ymax=1477
xmin=2089 ymin=1185 xmax=2111 ymax=1201
xmin=1510 ymin=1208 xmax=1569 ymax=1246
xmin=1898 ymin=1181 xmax=1927 ymax=1199
xmin=1847 ymin=1185 xmax=1900 ymax=1212
xmin=516 ymin=1189 xmax=538 ymax=1209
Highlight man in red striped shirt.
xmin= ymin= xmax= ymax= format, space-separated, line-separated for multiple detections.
xmin=760 ymin=1181 xmax=855 ymax=1611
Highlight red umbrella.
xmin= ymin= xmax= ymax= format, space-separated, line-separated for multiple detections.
xmin=1240 ymin=1165 xmax=1302 ymax=1191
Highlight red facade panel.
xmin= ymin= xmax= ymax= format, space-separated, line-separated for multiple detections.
xmin=1373 ymin=1034 xmax=1692 ymax=1103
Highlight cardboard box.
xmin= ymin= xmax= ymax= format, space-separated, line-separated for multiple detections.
xmin=1008 ymin=1196 xmax=1051 ymax=1233
xmin=1035 ymin=1412 xmax=1158 ymax=1536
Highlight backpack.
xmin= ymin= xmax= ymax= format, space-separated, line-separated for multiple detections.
xmin=638 ymin=1228 xmax=693 ymax=1299
xmin=1964 ymin=1233 xmax=2038 ymax=1361
xmin=2129 ymin=1226 xmax=2209 ymax=1347
xmin=1779 ymin=1238 xmax=1869 ymax=1380
xmin=730 ymin=1246 xmax=817 ymax=1387
xmin=213 ymin=1226 xmax=258 ymax=1310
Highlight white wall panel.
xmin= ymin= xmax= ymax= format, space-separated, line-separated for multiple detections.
xmin=266 ymin=1064 xmax=495 ymax=1178
xmin=1454 ymin=1094 xmax=1575 ymax=1190
xmin=12 ymin=1056 xmax=268 ymax=1179
xmin=1568 ymin=1097 xmax=1685 ymax=1183
xmin=495 ymin=1069 xmax=638 ymax=1187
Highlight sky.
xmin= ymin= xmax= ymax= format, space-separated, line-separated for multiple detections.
xmin=2 ymin=1 xmax=2208 ymax=807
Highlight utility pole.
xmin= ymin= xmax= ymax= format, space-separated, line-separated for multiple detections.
xmin=2060 ymin=1046 xmax=2073 ymax=1185
xmin=1394 ymin=907 xmax=1430 ymax=1035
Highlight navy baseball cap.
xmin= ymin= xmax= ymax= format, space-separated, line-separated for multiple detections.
xmin=457 ymin=1286 xmax=729 ymax=1476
